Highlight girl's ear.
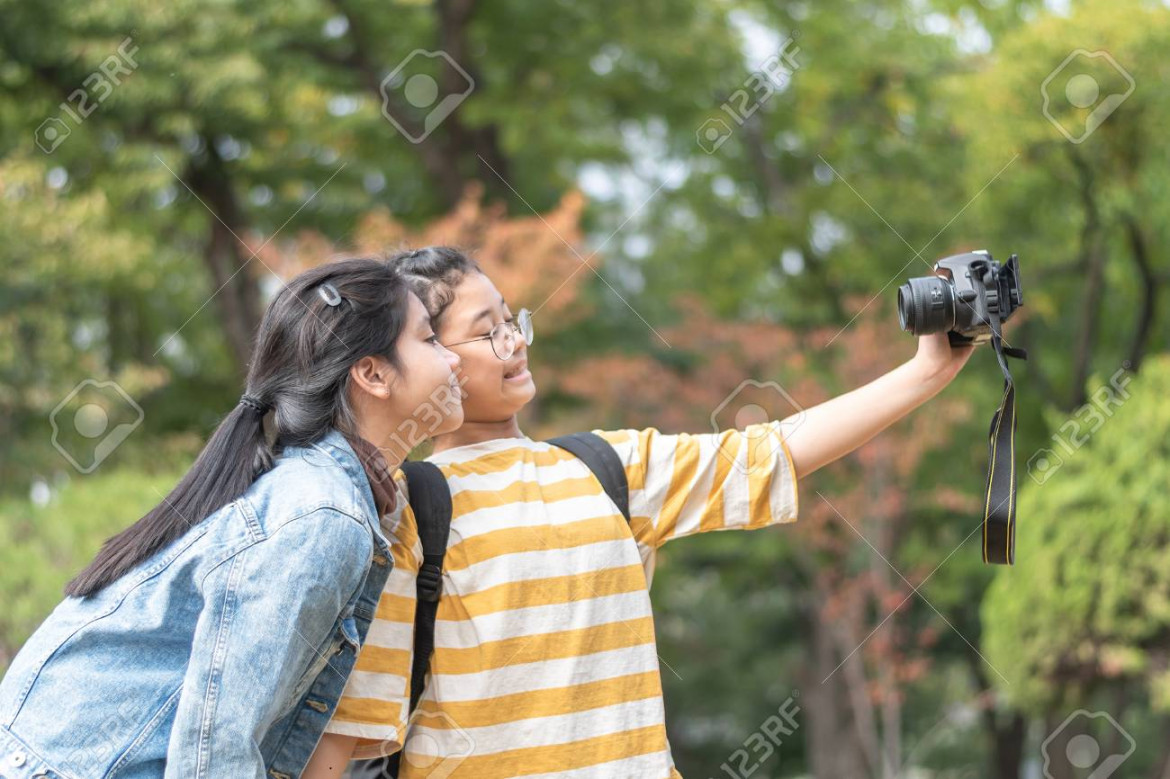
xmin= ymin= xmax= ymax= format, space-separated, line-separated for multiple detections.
xmin=349 ymin=355 xmax=397 ymax=400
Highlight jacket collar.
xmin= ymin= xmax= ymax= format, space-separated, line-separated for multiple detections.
xmin=289 ymin=429 xmax=392 ymax=547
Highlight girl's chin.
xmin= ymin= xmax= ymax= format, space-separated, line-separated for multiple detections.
xmin=434 ymin=411 xmax=466 ymax=436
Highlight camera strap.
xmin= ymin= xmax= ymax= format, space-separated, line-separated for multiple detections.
xmin=982 ymin=313 xmax=1028 ymax=565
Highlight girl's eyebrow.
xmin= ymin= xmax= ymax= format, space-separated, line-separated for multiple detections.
xmin=469 ymin=308 xmax=494 ymax=328
xmin=469 ymin=297 xmax=508 ymax=328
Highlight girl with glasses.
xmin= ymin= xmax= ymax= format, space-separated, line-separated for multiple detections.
xmin=307 ymin=246 xmax=974 ymax=779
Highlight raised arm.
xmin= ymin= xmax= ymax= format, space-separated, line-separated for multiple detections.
xmin=779 ymin=331 xmax=975 ymax=480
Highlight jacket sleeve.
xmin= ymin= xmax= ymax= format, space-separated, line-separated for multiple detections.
xmin=164 ymin=506 xmax=373 ymax=779
xmin=323 ymin=475 xmax=420 ymax=759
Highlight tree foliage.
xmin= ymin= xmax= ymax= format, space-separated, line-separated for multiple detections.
xmin=2 ymin=0 xmax=1169 ymax=775
xmin=984 ymin=355 xmax=1170 ymax=714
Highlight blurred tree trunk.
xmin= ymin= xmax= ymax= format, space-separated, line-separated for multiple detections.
xmin=1067 ymin=150 xmax=1106 ymax=411
xmin=970 ymin=653 xmax=1024 ymax=778
xmin=803 ymin=586 xmax=880 ymax=778
xmin=990 ymin=711 xmax=1025 ymax=779
xmin=871 ymin=458 xmax=901 ymax=779
xmin=1152 ymin=714 xmax=1170 ymax=778
xmin=1123 ymin=213 xmax=1158 ymax=373
xmin=106 ymin=290 xmax=152 ymax=373
xmin=185 ymin=138 xmax=261 ymax=377
xmin=325 ymin=0 xmax=515 ymax=209
xmin=434 ymin=0 xmax=515 ymax=202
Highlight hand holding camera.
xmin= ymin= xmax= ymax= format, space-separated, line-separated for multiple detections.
xmin=898 ymin=250 xmax=1028 ymax=565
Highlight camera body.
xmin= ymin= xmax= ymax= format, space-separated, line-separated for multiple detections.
xmin=897 ymin=250 xmax=1023 ymax=346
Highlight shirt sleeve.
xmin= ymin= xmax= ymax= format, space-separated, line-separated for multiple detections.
xmin=323 ymin=472 xmax=420 ymax=760
xmin=595 ymin=422 xmax=799 ymax=549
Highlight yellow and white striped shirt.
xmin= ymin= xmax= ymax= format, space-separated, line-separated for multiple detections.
xmin=324 ymin=423 xmax=799 ymax=778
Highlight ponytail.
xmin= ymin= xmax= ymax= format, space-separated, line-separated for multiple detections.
xmin=64 ymin=400 xmax=272 ymax=597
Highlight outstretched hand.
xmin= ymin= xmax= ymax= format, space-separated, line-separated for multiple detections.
xmin=912 ymin=331 xmax=977 ymax=386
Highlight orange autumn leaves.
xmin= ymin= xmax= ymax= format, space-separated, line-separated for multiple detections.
xmin=254 ymin=182 xmax=591 ymax=328
xmin=259 ymin=185 xmax=977 ymax=702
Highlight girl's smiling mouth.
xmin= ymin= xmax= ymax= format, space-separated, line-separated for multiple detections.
xmin=504 ymin=358 xmax=529 ymax=381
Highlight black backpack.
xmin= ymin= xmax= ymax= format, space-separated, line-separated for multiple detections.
xmin=349 ymin=432 xmax=631 ymax=779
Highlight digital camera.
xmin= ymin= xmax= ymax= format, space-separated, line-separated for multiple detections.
xmin=897 ymin=250 xmax=1023 ymax=346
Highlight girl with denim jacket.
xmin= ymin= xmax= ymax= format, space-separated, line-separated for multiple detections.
xmin=0 ymin=257 xmax=464 ymax=779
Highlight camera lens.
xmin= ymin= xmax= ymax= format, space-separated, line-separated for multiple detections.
xmin=897 ymin=276 xmax=954 ymax=335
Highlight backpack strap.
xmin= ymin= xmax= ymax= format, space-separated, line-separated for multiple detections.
xmin=400 ymin=460 xmax=452 ymax=714
xmin=547 ymin=432 xmax=631 ymax=524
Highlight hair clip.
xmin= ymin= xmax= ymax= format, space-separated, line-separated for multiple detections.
xmin=318 ymin=282 xmax=342 ymax=307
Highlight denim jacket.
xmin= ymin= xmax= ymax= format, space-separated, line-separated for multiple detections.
xmin=0 ymin=429 xmax=393 ymax=779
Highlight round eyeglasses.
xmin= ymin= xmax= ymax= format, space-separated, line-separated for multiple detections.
xmin=443 ymin=308 xmax=534 ymax=361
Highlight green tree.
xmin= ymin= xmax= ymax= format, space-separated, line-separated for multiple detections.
xmin=983 ymin=354 xmax=1170 ymax=777
xmin=954 ymin=0 xmax=1170 ymax=409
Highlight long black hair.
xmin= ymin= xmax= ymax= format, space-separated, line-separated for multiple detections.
xmin=390 ymin=246 xmax=481 ymax=327
xmin=65 ymin=257 xmax=411 ymax=598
